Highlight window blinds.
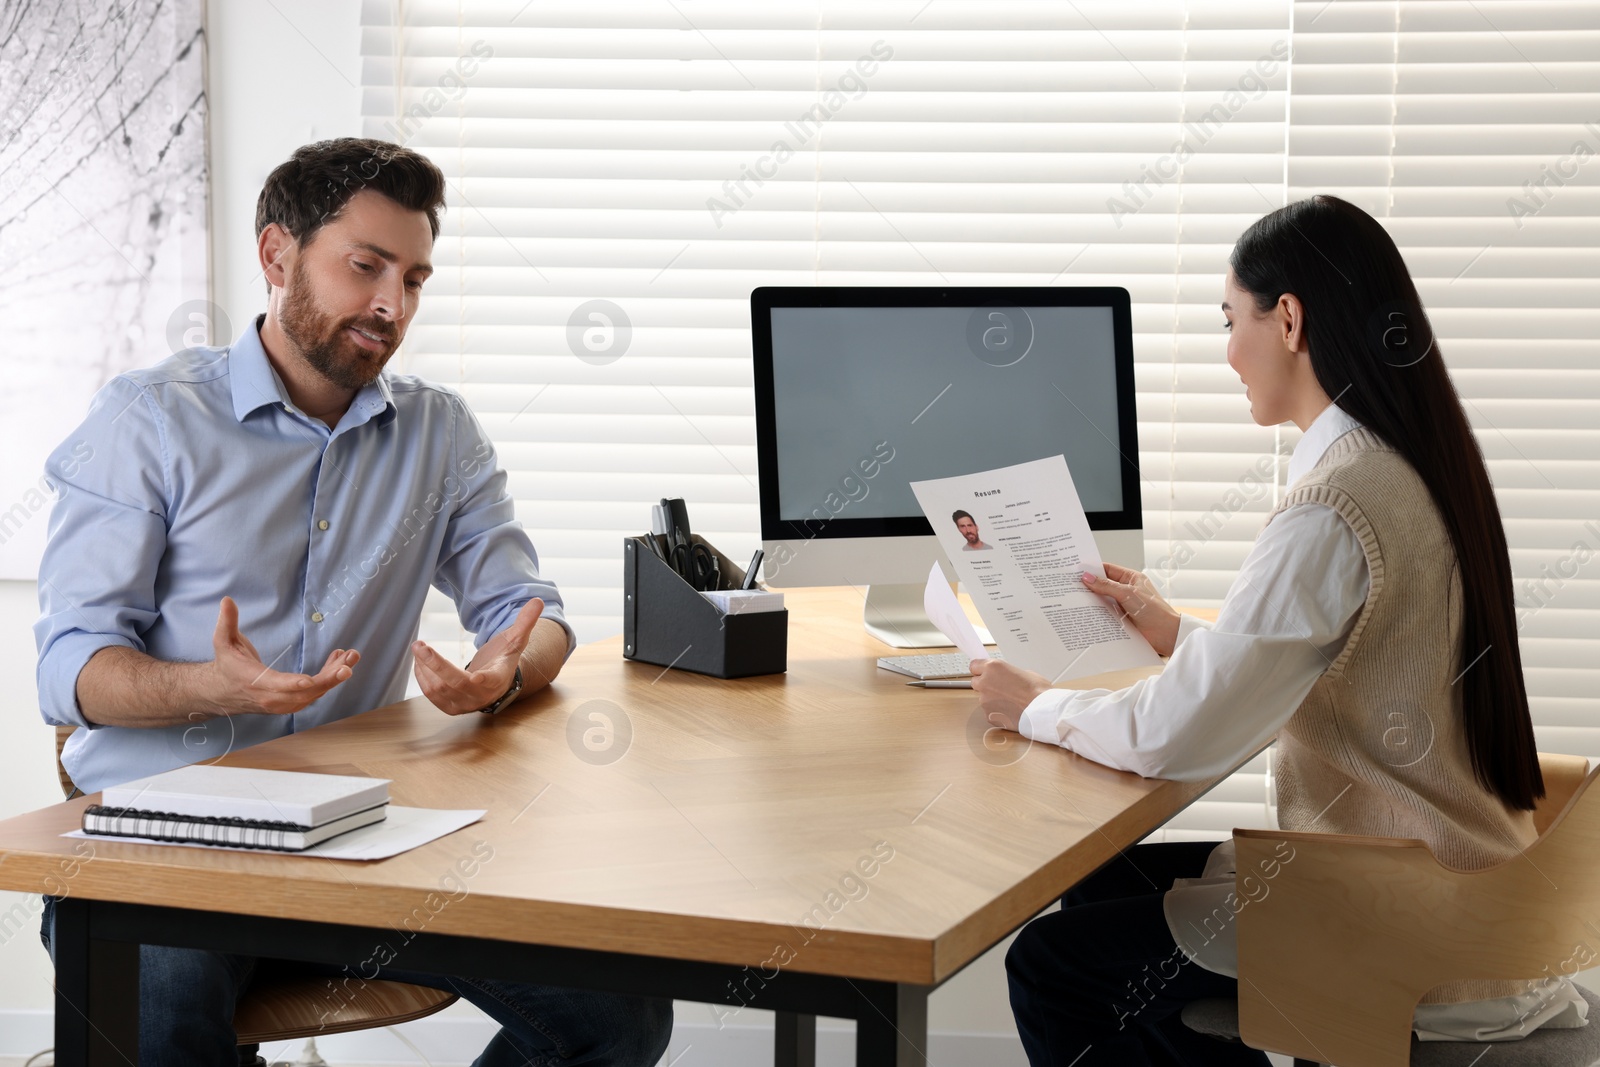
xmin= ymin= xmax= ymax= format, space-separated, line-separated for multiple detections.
xmin=360 ymin=0 xmax=1294 ymax=617
xmin=360 ymin=1 xmax=1599 ymax=837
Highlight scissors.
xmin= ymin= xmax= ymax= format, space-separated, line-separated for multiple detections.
xmin=668 ymin=527 xmax=721 ymax=591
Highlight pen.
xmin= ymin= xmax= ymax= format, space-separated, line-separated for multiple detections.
xmin=906 ymin=679 xmax=973 ymax=688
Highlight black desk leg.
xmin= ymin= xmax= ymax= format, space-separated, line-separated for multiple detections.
xmin=853 ymin=981 xmax=929 ymax=1066
xmin=775 ymin=1011 xmax=816 ymax=1067
xmin=54 ymin=897 xmax=141 ymax=1066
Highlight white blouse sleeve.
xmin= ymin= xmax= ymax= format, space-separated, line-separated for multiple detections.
xmin=1016 ymin=503 xmax=1371 ymax=781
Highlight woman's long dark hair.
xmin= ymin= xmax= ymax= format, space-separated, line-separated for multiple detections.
xmin=1231 ymin=194 xmax=1543 ymax=811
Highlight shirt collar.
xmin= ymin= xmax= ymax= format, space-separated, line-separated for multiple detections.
xmin=229 ymin=315 xmax=396 ymax=426
xmin=1288 ymin=402 xmax=1365 ymax=487
xmin=228 ymin=316 xmax=290 ymax=421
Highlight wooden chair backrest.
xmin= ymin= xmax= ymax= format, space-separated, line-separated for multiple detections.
xmin=55 ymin=725 xmax=78 ymax=799
xmin=1234 ymin=753 xmax=1600 ymax=1067
xmin=1534 ymin=751 xmax=1589 ymax=836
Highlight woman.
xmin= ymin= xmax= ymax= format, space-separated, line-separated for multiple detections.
xmin=973 ymin=195 xmax=1586 ymax=1066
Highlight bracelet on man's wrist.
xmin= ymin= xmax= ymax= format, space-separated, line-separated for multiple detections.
xmin=475 ymin=666 xmax=523 ymax=715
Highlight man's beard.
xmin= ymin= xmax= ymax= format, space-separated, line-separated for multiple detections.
xmin=278 ymin=260 xmax=397 ymax=390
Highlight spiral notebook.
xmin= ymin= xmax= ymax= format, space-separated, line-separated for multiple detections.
xmin=85 ymin=765 xmax=392 ymax=853
xmin=81 ymin=803 xmax=387 ymax=852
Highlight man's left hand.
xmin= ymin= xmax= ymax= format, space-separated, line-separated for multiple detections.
xmin=413 ymin=598 xmax=543 ymax=715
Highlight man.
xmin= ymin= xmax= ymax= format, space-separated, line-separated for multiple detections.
xmin=34 ymin=139 xmax=672 ymax=1066
xmin=953 ymin=509 xmax=992 ymax=552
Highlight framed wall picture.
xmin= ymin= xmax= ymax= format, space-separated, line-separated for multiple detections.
xmin=0 ymin=0 xmax=211 ymax=578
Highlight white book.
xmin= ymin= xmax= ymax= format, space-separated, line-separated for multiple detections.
xmin=99 ymin=765 xmax=391 ymax=829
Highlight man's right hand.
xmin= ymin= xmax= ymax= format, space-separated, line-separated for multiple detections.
xmin=1081 ymin=562 xmax=1183 ymax=658
xmin=208 ymin=596 xmax=359 ymax=715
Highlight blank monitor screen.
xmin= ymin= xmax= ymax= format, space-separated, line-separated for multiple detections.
xmin=753 ymin=288 xmax=1140 ymax=540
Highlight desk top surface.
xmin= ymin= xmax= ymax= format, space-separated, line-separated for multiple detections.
xmin=0 ymin=587 xmax=1230 ymax=985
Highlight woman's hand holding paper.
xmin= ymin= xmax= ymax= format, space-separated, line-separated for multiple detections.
xmin=971 ymin=659 xmax=1051 ymax=734
xmin=1082 ymin=563 xmax=1182 ymax=658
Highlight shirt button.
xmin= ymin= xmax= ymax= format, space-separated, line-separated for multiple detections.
xmin=311 ymin=611 xmax=325 ymax=623
xmin=317 ymin=519 xmax=330 ymax=531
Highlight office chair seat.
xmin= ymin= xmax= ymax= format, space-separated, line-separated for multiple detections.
xmin=1182 ymin=985 xmax=1600 ymax=1066
xmin=233 ymin=971 xmax=457 ymax=1043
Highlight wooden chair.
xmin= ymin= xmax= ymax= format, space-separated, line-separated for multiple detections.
xmin=1188 ymin=752 xmax=1600 ymax=1067
xmin=54 ymin=726 xmax=458 ymax=1062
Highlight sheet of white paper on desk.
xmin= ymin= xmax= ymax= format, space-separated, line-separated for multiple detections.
xmin=923 ymin=562 xmax=990 ymax=662
xmin=66 ymin=805 xmax=485 ymax=861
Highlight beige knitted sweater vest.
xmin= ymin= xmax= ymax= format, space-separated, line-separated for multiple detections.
xmin=1271 ymin=428 xmax=1538 ymax=1005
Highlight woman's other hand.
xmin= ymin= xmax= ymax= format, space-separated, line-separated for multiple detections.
xmin=970 ymin=659 xmax=1051 ymax=733
xmin=1082 ymin=563 xmax=1183 ymax=657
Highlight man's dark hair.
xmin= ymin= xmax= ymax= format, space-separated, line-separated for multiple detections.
xmin=952 ymin=510 xmax=973 ymax=524
xmin=255 ymin=137 xmax=447 ymax=251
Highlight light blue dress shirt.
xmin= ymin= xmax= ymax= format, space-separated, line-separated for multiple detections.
xmin=35 ymin=316 xmax=573 ymax=794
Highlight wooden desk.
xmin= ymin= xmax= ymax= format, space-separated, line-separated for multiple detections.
xmin=0 ymin=587 xmax=1238 ymax=1066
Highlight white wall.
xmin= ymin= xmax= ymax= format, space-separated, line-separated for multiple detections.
xmin=0 ymin=580 xmax=61 ymax=1023
xmin=206 ymin=0 xmax=366 ymax=346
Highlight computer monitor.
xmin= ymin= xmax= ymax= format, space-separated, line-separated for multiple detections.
xmin=751 ymin=286 xmax=1142 ymax=648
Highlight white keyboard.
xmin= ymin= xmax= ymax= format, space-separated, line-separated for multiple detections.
xmin=876 ymin=651 xmax=990 ymax=681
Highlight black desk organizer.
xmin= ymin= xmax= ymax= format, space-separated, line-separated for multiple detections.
xmin=622 ymin=534 xmax=788 ymax=678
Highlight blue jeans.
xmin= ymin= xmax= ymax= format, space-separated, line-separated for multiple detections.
xmin=42 ymin=897 xmax=672 ymax=1066
xmin=1005 ymin=842 xmax=1270 ymax=1067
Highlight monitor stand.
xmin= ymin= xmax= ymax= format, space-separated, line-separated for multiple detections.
xmin=862 ymin=583 xmax=995 ymax=649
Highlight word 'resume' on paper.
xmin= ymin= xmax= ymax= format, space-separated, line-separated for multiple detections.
xmin=910 ymin=455 xmax=1161 ymax=681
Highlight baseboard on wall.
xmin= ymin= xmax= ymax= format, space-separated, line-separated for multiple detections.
xmin=0 ymin=1011 xmax=1030 ymax=1066
xmin=0 ymin=1013 xmax=50 ymax=1060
